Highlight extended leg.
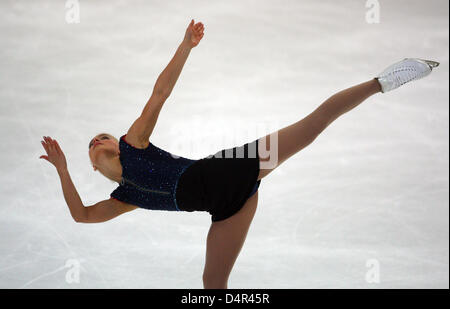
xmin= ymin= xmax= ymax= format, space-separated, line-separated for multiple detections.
xmin=257 ymin=78 xmax=381 ymax=180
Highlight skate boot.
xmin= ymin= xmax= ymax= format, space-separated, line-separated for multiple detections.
xmin=376 ymin=58 xmax=439 ymax=93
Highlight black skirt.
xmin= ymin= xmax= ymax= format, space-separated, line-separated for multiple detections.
xmin=175 ymin=138 xmax=261 ymax=222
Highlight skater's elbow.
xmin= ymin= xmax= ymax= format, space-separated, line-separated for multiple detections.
xmin=71 ymin=206 xmax=91 ymax=223
xmin=72 ymin=212 xmax=104 ymax=224
xmin=73 ymin=217 xmax=84 ymax=223
xmin=72 ymin=213 xmax=88 ymax=223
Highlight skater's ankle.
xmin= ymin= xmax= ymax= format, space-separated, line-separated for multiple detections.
xmin=372 ymin=78 xmax=382 ymax=93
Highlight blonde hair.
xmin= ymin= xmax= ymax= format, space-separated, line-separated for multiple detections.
xmin=89 ymin=132 xmax=120 ymax=184
xmin=97 ymin=132 xmax=118 ymax=143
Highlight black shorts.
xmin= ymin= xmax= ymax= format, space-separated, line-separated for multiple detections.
xmin=175 ymin=139 xmax=261 ymax=222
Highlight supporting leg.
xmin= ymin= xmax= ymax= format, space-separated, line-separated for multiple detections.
xmin=202 ymin=191 xmax=258 ymax=289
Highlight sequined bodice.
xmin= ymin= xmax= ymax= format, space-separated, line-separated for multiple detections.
xmin=110 ymin=134 xmax=197 ymax=211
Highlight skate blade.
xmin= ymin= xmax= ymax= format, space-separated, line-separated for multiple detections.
xmin=419 ymin=59 xmax=440 ymax=68
xmin=404 ymin=58 xmax=440 ymax=68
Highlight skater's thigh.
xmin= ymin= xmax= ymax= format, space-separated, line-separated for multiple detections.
xmin=257 ymin=111 xmax=327 ymax=179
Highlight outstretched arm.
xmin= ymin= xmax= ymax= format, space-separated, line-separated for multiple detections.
xmin=154 ymin=19 xmax=204 ymax=97
xmin=40 ymin=136 xmax=136 ymax=223
xmin=126 ymin=19 xmax=205 ymax=148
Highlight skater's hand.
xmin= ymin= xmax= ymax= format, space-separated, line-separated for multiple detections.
xmin=39 ymin=136 xmax=67 ymax=171
xmin=183 ymin=19 xmax=204 ymax=48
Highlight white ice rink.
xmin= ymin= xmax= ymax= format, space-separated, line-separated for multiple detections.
xmin=0 ymin=0 xmax=448 ymax=288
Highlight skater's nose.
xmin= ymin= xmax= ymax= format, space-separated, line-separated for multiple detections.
xmin=89 ymin=137 xmax=100 ymax=149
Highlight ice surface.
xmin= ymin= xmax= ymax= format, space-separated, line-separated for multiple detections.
xmin=0 ymin=0 xmax=448 ymax=288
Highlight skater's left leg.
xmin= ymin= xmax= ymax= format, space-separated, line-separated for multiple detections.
xmin=202 ymin=191 xmax=259 ymax=289
xmin=257 ymin=78 xmax=382 ymax=180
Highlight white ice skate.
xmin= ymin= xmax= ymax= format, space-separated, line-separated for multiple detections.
xmin=376 ymin=58 xmax=439 ymax=93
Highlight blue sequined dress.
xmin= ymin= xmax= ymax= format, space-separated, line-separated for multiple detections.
xmin=110 ymin=134 xmax=261 ymax=222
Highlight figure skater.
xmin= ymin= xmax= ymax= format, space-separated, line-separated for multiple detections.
xmin=39 ymin=19 xmax=439 ymax=289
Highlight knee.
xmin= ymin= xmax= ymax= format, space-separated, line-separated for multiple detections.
xmin=310 ymin=111 xmax=331 ymax=133
xmin=202 ymin=272 xmax=228 ymax=289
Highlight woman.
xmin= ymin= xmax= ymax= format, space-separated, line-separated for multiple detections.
xmin=39 ymin=19 xmax=439 ymax=289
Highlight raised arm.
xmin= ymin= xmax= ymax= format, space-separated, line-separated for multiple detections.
xmin=126 ymin=19 xmax=205 ymax=148
xmin=154 ymin=19 xmax=204 ymax=98
xmin=40 ymin=136 xmax=137 ymax=223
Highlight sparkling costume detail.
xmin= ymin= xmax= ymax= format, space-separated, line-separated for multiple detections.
xmin=110 ymin=135 xmax=197 ymax=211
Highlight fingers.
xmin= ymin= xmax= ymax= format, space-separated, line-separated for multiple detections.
xmin=41 ymin=136 xmax=58 ymax=154
xmin=41 ymin=137 xmax=49 ymax=154
xmin=44 ymin=136 xmax=54 ymax=152
xmin=54 ymin=140 xmax=63 ymax=155
xmin=193 ymin=25 xmax=204 ymax=40
xmin=194 ymin=22 xmax=204 ymax=33
xmin=40 ymin=136 xmax=64 ymax=165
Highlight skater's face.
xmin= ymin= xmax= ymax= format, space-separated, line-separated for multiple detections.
xmin=88 ymin=133 xmax=119 ymax=171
